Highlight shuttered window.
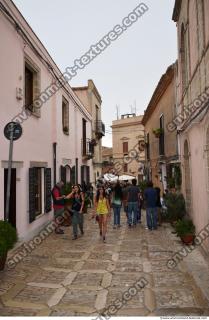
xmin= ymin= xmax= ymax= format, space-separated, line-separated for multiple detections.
xmin=123 ymin=142 xmax=128 ymax=153
xmin=29 ymin=167 xmax=52 ymax=223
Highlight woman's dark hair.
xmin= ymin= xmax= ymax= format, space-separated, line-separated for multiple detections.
xmin=96 ymin=186 xmax=106 ymax=202
xmin=114 ymin=182 xmax=123 ymax=200
xmin=74 ymin=184 xmax=81 ymax=195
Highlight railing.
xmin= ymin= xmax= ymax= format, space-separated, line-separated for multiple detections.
xmin=95 ymin=120 xmax=105 ymax=137
xmin=81 ymin=138 xmax=94 ymax=159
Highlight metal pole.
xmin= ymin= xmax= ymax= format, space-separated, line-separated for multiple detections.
xmin=5 ymin=123 xmax=14 ymax=222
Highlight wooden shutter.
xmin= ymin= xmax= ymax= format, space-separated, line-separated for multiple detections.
xmin=60 ymin=165 xmax=66 ymax=184
xmin=81 ymin=165 xmax=85 ymax=184
xmin=123 ymin=142 xmax=128 ymax=153
xmin=45 ymin=168 xmax=52 ymax=213
xmin=71 ymin=166 xmax=76 ymax=185
xmin=86 ymin=166 xmax=90 ymax=184
xmin=29 ymin=168 xmax=36 ymax=223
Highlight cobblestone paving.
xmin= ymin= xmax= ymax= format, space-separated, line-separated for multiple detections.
xmin=0 ymin=210 xmax=209 ymax=316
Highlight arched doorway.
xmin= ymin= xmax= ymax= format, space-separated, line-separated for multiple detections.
xmin=184 ymin=140 xmax=192 ymax=212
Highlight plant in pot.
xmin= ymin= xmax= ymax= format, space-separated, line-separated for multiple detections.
xmin=175 ymin=219 xmax=195 ymax=245
xmin=83 ymin=195 xmax=91 ymax=214
xmin=164 ymin=192 xmax=186 ymax=224
xmin=0 ymin=220 xmax=17 ymax=271
xmin=152 ymin=128 xmax=164 ymax=138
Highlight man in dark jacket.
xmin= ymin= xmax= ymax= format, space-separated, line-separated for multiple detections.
xmin=144 ymin=181 xmax=157 ymax=230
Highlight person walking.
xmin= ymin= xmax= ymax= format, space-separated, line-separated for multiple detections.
xmin=127 ymin=179 xmax=140 ymax=227
xmin=66 ymin=185 xmax=85 ymax=240
xmin=112 ymin=181 xmax=123 ymax=229
xmin=51 ymin=181 xmax=66 ymax=234
xmin=144 ymin=181 xmax=157 ymax=230
xmin=93 ymin=186 xmax=111 ymax=243
xmin=122 ymin=182 xmax=129 ymax=224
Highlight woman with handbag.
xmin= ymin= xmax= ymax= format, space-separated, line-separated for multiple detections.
xmin=92 ymin=186 xmax=111 ymax=243
xmin=65 ymin=185 xmax=85 ymax=240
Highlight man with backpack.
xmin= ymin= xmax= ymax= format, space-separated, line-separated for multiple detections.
xmin=51 ymin=181 xmax=65 ymax=234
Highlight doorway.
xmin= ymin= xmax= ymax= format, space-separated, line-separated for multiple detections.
xmin=4 ymin=168 xmax=16 ymax=228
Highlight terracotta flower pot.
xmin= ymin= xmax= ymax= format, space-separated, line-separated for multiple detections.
xmin=0 ymin=252 xmax=8 ymax=271
xmin=180 ymin=234 xmax=195 ymax=245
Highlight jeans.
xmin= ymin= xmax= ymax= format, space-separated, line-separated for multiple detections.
xmin=113 ymin=204 xmax=121 ymax=225
xmin=128 ymin=202 xmax=138 ymax=225
xmin=72 ymin=211 xmax=84 ymax=236
xmin=146 ymin=207 xmax=157 ymax=230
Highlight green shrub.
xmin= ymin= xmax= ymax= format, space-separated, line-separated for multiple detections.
xmin=164 ymin=192 xmax=186 ymax=221
xmin=175 ymin=219 xmax=195 ymax=237
xmin=0 ymin=220 xmax=17 ymax=257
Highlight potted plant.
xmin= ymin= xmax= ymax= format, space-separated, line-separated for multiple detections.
xmin=91 ymin=139 xmax=97 ymax=146
xmin=63 ymin=126 xmax=69 ymax=134
xmin=0 ymin=220 xmax=17 ymax=271
xmin=83 ymin=195 xmax=91 ymax=213
xmin=175 ymin=219 xmax=195 ymax=245
xmin=152 ymin=128 xmax=164 ymax=138
xmin=164 ymin=192 xmax=186 ymax=223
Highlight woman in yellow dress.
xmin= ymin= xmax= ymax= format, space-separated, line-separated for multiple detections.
xmin=93 ymin=186 xmax=111 ymax=243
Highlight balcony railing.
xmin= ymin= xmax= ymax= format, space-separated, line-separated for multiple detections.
xmin=81 ymin=138 xmax=94 ymax=159
xmin=95 ymin=120 xmax=105 ymax=138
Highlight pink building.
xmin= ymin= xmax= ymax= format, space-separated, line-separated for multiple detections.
xmin=0 ymin=0 xmax=94 ymax=241
xmin=172 ymin=0 xmax=209 ymax=252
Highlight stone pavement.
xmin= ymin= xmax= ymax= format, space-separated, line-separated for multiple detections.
xmin=0 ymin=210 xmax=209 ymax=317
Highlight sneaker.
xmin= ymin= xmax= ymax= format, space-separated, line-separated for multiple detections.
xmin=117 ymin=225 xmax=121 ymax=228
xmin=72 ymin=235 xmax=78 ymax=240
xmin=103 ymin=236 xmax=106 ymax=243
xmin=128 ymin=224 xmax=132 ymax=228
xmin=113 ymin=225 xmax=117 ymax=229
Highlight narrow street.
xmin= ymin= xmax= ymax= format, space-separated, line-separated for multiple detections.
xmin=0 ymin=211 xmax=209 ymax=317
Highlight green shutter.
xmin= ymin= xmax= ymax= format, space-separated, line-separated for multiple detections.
xmin=29 ymin=168 xmax=36 ymax=223
xmin=45 ymin=168 xmax=52 ymax=213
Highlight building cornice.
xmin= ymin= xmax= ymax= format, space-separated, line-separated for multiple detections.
xmin=172 ymin=0 xmax=182 ymax=22
xmin=142 ymin=64 xmax=175 ymax=126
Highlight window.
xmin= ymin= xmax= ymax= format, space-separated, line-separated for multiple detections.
xmin=82 ymin=119 xmax=87 ymax=156
xmin=29 ymin=168 xmax=51 ymax=223
xmin=159 ymin=115 xmax=165 ymax=156
xmin=81 ymin=165 xmax=90 ymax=184
xmin=123 ymin=142 xmax=128 ymax=153
xmin=146 ymin=133 xmax=150 ymax=160
xmin=62 ymin=97 xmax=69 ymax=134
xmin=123 ymin=163 xmax=128 ymax=173
xmin=180 ymin=24 xmax=187 ymax=93
xmin=25 ymin=60 xmax=40 ymax=116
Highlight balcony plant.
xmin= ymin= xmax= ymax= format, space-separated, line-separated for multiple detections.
xmin=0 ymin=220 xmax=18 ymax=270
xmin=63 ymin=126 xmax=69 ymax=134
xmin=152 ymin=128 xmax=164 ymax=138
xmin=91 ymin=139 xmax=97 ymax=146
xmin=174 ymin=219 xmax=195 ymax=245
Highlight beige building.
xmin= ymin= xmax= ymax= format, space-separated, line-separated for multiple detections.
xmin=172 ymin=0 xmax=209 ymax=252
xmin=142 ymin=63 xmax=180 ymax=192
xmin=73 ymin=80 xmax=105 ymax=183
xmin=112 ymin=114 xmax=145 ymax=181
xmin=102 ymin=147 xmax=114 ymax=174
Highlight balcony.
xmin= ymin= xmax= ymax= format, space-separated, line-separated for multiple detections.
xmin=95 ymin=120 xmax=105 ymax=139
xmin=81 ymin=138 xmax=94 ymax=160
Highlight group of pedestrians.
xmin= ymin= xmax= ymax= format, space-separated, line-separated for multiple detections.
xmin=51 ymin=178 xmax=164 ymax=243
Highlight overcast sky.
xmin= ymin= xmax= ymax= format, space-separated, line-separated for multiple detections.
xmin=13 ymin=0 xmax=177 ymax=147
